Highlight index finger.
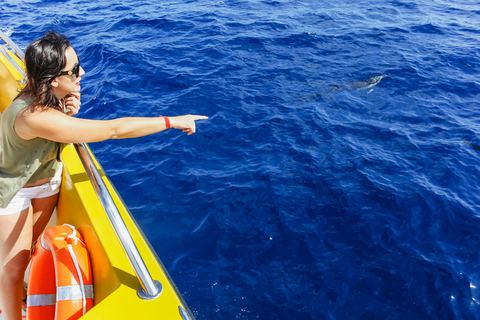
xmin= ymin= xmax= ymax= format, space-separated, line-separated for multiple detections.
xmin=69 ymin=92 xmax=82 ymax=99
xmin=193 ymin=115 xmax=209 ymax=120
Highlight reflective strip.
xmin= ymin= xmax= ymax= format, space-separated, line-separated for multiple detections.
xmin=57 ymin=285 xmax=94 ymax=302
xmin=27 ymin=285 xmax=93 ymax=308
xmin=27 ymin=294 xmax=56 ymax=307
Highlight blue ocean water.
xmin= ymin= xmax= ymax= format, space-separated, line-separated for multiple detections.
xmin=2 ymin=0 xmax=480 ymax=319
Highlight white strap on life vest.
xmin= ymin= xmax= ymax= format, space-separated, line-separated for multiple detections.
xmin=63 ymin=224 xmax=88 ymax=315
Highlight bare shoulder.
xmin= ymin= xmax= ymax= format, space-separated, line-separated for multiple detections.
xmin=17 ymin=105 xmax=63 ymax=122
xmin=15 ymin=106 xmax=66 ymax=140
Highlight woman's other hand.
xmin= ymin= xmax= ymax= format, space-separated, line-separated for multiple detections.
xmin=64 ymin=92 xmax=81 ymax=116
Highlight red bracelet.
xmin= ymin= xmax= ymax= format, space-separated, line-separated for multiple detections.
xmin=160 ymin=115 xmax=170 ymax=129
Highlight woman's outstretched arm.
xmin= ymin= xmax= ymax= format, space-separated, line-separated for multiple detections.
xmin=14 ymin=107 xmax=208 ymax=143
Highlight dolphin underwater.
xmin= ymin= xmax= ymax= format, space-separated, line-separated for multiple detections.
xmin=463 ymin=139 xmax=480 ymax=151
xmin=327 ymin=74 xmax=389 ymax=94
xmin=299 ymin=74 xmax=389 ymax=102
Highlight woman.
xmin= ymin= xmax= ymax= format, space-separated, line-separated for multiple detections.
xmin=0 ymin=31 xmax=208 ymax=320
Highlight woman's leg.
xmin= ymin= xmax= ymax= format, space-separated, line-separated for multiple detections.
xmin=0 ymin=194 xmax=58 ymax=319
xmin=0 ymin=207 xmax=33 ymax=320
xmin=31 ymin=193 xmax=59 ymax=243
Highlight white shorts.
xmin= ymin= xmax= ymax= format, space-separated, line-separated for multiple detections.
xmin=0 ymin=166 xmax=63 ymax=216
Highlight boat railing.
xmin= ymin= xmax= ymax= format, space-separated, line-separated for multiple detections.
xmin=0 ymin=31 xmax=27 ymax=82
xmin=74 ymin=143 xmax=163 ymax=300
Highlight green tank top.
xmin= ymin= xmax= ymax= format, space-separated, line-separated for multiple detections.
xmin=0 ymin=98 xmax=64 ymax=208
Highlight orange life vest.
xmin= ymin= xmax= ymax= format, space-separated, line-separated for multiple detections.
xmin=27 ymin=224 xmax=94 ymax=320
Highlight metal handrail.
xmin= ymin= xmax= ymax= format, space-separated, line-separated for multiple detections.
xmin=0 ymin=31 xmax=26 ymax=81
xmin=0 ymin=45 xmax=26 ymax=80
xmin=0 ymin=31 xmax=25 ymax=60
xmin=74 ymin=143 xmax=163 ymax=300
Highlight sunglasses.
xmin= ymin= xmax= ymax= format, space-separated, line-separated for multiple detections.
xmin=58 ymin=59 xmax=81 ymax=78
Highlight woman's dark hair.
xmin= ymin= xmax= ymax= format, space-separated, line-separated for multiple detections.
xmin=17 ymin=31 xmax=70 ymax=112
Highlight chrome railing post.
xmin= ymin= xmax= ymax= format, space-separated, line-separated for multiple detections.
xmin=74 ymin=143 xmax=162 ymax=300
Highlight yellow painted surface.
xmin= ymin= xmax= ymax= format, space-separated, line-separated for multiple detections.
xmin=0 ymin=40 xmax=193 ymax=319
xmin=0 ymin=45 xmax=24 ymax=108
xmin=59 ymin=145 xmax=190 ymax=318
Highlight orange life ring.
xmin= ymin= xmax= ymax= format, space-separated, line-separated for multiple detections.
xmin=27 ymin=225 xmax=94 ymax=320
